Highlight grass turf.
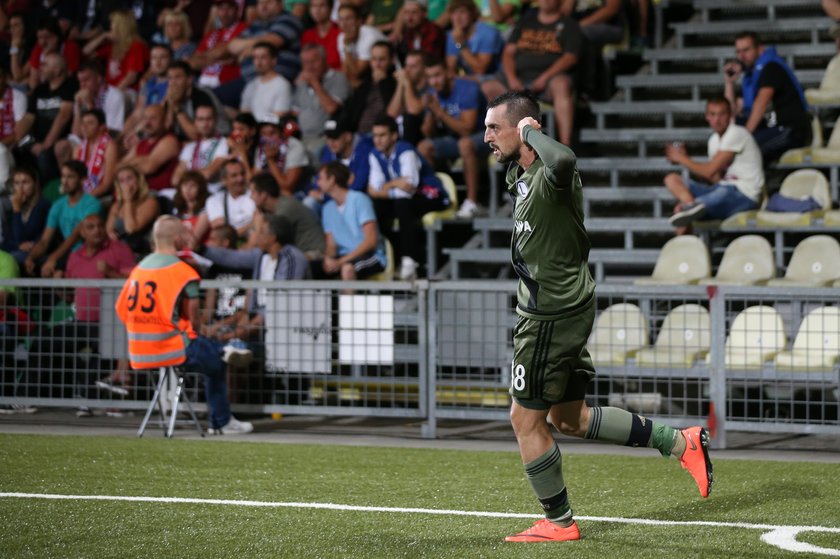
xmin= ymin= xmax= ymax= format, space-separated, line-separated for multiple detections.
xmin=0 ymin=433 xmax=838 ymax=558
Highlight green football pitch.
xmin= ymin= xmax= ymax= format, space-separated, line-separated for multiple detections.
xmin=1 ymin=433 xmax=838 ymax=558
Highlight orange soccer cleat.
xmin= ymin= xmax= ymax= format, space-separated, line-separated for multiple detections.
xmin=504 ymin=519 xmax=581 ymax=542
xmin=680 ymin=426 xmax=714 ymax=498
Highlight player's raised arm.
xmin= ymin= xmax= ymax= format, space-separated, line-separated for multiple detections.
xmin=518 ymin=116 xmax=576 ymax=187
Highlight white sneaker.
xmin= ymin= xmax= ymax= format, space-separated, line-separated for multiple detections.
xmin=456 ymin=199 xmax=482 ymax=219
xmin=222 ymin=339 xmax=253 ymax=367
xmin=208 ymin=415 xmax=253 ymax=435
xmin=399 ymin=256 xmax=418 ymax=280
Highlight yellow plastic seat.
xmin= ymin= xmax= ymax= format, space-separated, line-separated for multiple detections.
xmin=766 ymin=235 xmax=840 ymax=287
xmin=635 ymin=304 xmax=710 ymax=367
xmin=805 ymin=54 xmax=840 ymax=107
xmin=698 ymin=235 xmax=775 ymax=286
xmin=422 ymin=172 xmax=459 ymax=228
xmin=634 ymin=235 xmax=710 ymax=285
xmin=811 ymin=115 xmax=840 ymax=163
xmin=587 ymin=303 xmax=649 ymax=366
xmin=368 ymin=238 xmax=394 ymax=281
xmin=713 ymin=306 xmax=786 ymax=369
xmin=774 ymin=307 xmax=840 ymax=370
xmin=755 ymin=169 xmax=830 ymax=227
xmin=778 ymin=116 xmax=823 ymax=164
xmin=824 ymin=209 xmax=840 ymax=226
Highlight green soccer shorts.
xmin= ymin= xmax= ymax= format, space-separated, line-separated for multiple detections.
xmin=510 ymin=303 xmax=597 ymax=410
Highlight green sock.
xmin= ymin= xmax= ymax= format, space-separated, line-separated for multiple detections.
xmin=584 ymin=406 xmax=679 ymax=457
xmin=524 ymin=443 xmax=573 ymax=525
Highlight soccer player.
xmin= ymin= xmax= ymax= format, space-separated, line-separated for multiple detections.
xmin=484 ymin=90 xmax=714 ymax=543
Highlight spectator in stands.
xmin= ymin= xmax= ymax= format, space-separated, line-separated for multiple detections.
xmin=72 ymin=109 xmax=118 ymax=198
xmin=309 ymin=118 xmax=374 ymax=213
xmin=83 ymin=9 xmax=150 ymax=92
xmin=19 ymin=52 xmax=76 ymax=184
xmin=219 ymin=0 xmax=303 ymax=109
xmin=172 ymin=104 xmax=230 ymax=194
xmin=446 ymin=0 xmax=504 ymax=80
xmin=392 ymin=0 xmax=445 ymax=65
xmin=106 ymin=164 xmax=162 ymax=255
xmin=345 ymin=40 xmax=398 ymax=134
xmin=561 ymin=0 xmax=624 ymax=52
xmin=368 ymin=115 xmax=450 ymax=280
xmin=227 ymin=111 xmax=260 ymax=169
xmin=664 ymin=97 xmax=764 ymax=229
xmin=337 ymin=2 xmax=386 ymax=88
xmin=40 ymin=213 xmax=135 ymax=413
xmin=823 ymin=0 xmax=840 ymax=21
xmin=477 ymin=0 xmax=523 ymax=38
xmin=293 ymin=43 xmax=351 ymax=158
xmin=386 ymin=49 xmax=427 ymax=145
xmin=481 ymin=0 xmax=584 ymax=146
xmin=249 ymin=171 xmax=325 ymax=261
xmin=201 ymin=158 xmax=257 ymax=240
xmin=195 ymin=212 xmax=310 ymax=365
xmin=70 ymin=60 xmax=126 ymax=136
xmin=24 ymin=160 xmax=102 ymax=277
xmin=122 ymin=104 xmax=181 ymax=195
xmin=115 ymin=214 xmax=254 ymax=435
xmin=199 ymin=224 xmax=246 ymax=333
xmin=162 ymin=10 xmax=197 ymax=61
xmin=190 ymin=0 xmax=248 ymax=90
xmin=318 ymin=160 xmax=387 ymax=280
xmin=723 ymin=31 xmax=811 ymax=163
xmin=24 ymin=17 xmax=81 ymax=92
xmin=121 ymin=44 xmax=173 ymax=151
xmin=302 ymin=0 xmax=342 ymax=70
xmin=8 ymin=12 xmax=32 ymax=87
xmin=249 ymin=119 xmax=310 ymax=196
xmin=368 ymin=0 xmax=403 ymax=36
xmin=419 ymin=57 xmax=489 ymax=218
xmin=1 ymin=167 xmax=51 ymax=267
xmin=163 ymin=61 xmax=222 ymax=144
xmin=0 ymin=64 xmax=27 ymax=188
xmin=240 ymin=41 xmax=293 ymax=124
xmin=172 ymin=170 xmax=211 ymax=245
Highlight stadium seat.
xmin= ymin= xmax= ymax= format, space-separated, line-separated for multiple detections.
xmin=774 ymin=307 xmax=840 ymax=369
xmin=811 ymin=115 xmax=840 ymax=163
xmin=805 ymin=53 xmax=840 ymax=107
xmin=422 ymin=172 xmax=458 ymax=228
xmin=635 ymin=304 xmax=710 ymax=367
xmin=714 ymin=306 xmax=786 ymax=369
xmin=634 ymin=235 xmax=710 ymax=285
xmin=755 ymin=169 xmax=830 ymax=227
xmin=368 ymin=238 xmax=395 ymax=281
xmin=766 ymin=235 xmax=840 ymax=287
xmin=697 ymin=235 xmax=775 ymax=285
xmin=824 ymin=209 xmax=840 ymax=226
xmin=587 ymin=303 xmax=649 ymax=366
xmin=778 ymin=116 xmax=823 ymax=164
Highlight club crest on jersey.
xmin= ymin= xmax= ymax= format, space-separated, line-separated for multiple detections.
xmin=516 ymin=180 xmax=529 ymax=198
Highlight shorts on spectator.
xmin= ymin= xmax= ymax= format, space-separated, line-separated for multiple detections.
xmin=687 ymin=180 xmax=759 ymax=220
xmin=489 ymin=72 xmax=575 ymax=103
xmin=430 ymin=132 xmax=491 ymax=160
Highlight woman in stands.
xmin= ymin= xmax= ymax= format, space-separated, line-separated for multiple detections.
xmin=161 ymin=10 xmax=197 ymax=62
xmin=106 ymin=164 xmax=161 ymax=256
xmin=172 ymin=170 xmax=211 ymax=245
xmin=83 ymin=10 xmax=150 ymax=92
xmin=1 ymin=167 xmax=51 ymax=268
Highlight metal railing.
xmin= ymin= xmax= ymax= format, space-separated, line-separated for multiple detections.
xmin=0 ymin=278 xmax=837 ymax=448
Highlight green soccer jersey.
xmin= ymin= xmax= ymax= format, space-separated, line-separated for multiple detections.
xmin=506 ymin=125 xmax=595 ymax=320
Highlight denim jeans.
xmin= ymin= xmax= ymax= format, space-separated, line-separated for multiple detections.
xmin=185 ymin=335 xmax=230 ymax=429
xmin=687 ymin=180 xmax=759 ymax=220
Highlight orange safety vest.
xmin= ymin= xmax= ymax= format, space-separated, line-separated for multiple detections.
xmin=115 ymin=259 xmax=199 ymax=370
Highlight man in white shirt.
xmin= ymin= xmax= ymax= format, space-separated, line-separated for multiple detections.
xmin=203 ymin=158 xmax=257 ymax=240
xmin=240 ymin=41 xmax=293 ymax=124
xmin=336 ymin=3 xmax=386 ymax=87
xmin=172 ymin=104 xmax=230 ymax=194
xmin=664 ymin=96 xmax=764 ymax=229
xmin=71 ymin=60 xmax=125 ymax=136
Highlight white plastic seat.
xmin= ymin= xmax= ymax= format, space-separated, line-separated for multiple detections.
xmin=422 ymin=172 xmax=459 ymax=228
xmin=698 ymin=235 xmax=775 ymax=286
xmin=587 ymin=303 xmax=649 ymax=366
xmin=755 ymin=169 xmax=831 ymax=227
xmin=635 ymin=304 xmax=710 ymax=367
xmin=774 ymin=307 xmax=840 ymax=370
xmin=778 ymin=116 xmax=824 ymax=164
xmin=716 ymin=306 xmax=786 ymax=369
xmin=766 ymin=235 xmax=840 ymax=287
xmin=634 ymin=235 xmax=710 ymax=285
xmin=805 ymin=53 xmax=840 ymax=107
xmin=812 ymin=115 xmax=840 ymax=163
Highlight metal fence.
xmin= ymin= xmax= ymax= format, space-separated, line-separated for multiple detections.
xmin=0 ymin=278 xmax=837 ymax=448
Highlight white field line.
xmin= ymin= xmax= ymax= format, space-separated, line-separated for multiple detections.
xmin=1 ymin=492 xmax=839 ymax=556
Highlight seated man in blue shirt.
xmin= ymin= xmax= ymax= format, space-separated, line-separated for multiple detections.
xmin=318 ymin=161 xmax=387 ymax=280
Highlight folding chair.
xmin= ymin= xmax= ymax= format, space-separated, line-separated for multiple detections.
xmin=137 ymin=366 xmax=204 ymax=438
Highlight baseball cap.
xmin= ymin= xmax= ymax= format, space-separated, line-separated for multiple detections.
xmin=323 ymin=119 xmax=353 ymax=138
